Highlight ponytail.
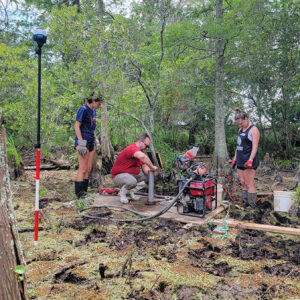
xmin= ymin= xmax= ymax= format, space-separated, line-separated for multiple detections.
xmin=86 ymin=91 xmax=104 ymax=104
xmin=234 ymin=107 xmax=248 ymax=120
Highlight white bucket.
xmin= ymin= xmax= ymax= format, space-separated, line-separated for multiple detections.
xmin=217 ymin=184 xmax=223 ymax=207
xmin=273 ymin=191 xmax=294 ymax=212
xmin=190 ymin=147 xmax=199 ymax=156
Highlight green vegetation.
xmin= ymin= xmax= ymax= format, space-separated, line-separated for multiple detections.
xmin=1 ymin=0 xmax=299 ymax=168
xmin=6 ymin=136 xmax=22 ymax=166
xmin=14 ymin=265 xmax=25 ymax=282
xmin=293 ymin=184 xmax=300 ymax=205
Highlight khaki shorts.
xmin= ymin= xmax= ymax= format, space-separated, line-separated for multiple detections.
xmin=112 ymin=171 xmax=148 ymax=189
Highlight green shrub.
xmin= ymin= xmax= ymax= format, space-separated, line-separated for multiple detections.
xmin=155 ymin=127 xmax=189 ymax=151
xmin=274 ymin=158 xmax=292 ymax=168
xmin=293 ymin=184 xmax=300 ymax=205
xmin=6 ymin=136 xmax=22 ymax=166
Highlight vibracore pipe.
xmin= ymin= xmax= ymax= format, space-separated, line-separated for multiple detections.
xmin=148 ymin=171 xmax=154 ymax=204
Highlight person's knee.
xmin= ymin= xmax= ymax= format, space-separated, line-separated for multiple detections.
xmin=124 ymin=177 xmax=137 ymax=189
xmin=113 ymin=174 xmax=137 ymax=189
xmin=239 ymin=179 xmax=246 ymax=188
xmin=87 ymin=165 xmax=92 ymax=174
xmin=243 ymin=183 xmax=250 ymax=190
xmin=246 ymin=182 xmax=255 ymax=191
xmin=140 ymin=174 xmax=149 ymax=184
xmin=80 ymin=166 xmax=88 ymax=174
xmin=78 ymin=165 xmax=88 ymax=175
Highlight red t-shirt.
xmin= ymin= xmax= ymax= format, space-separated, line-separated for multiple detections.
xmin=111 ymin=143 xmax=143 ymax=178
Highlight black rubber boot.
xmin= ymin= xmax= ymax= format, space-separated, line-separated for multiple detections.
xmin=242 ymin=190 xmax=249 ymax=208
xmin=248 ymin=193 xmax=257 ymax=208
xmin=84 ymin=179 xmax=89 ymax=193
xmin=75 ymin=181 xmax=86 ymax=199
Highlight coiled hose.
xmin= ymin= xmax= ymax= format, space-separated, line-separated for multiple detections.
xmin=78 ymin=177 xmax=193 ymax=222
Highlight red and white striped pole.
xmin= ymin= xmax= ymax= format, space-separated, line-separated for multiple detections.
xmin=34 ymin=148 xmax=40 ymax=246
xmin=33 ymin=30 xmax=47 ymax=246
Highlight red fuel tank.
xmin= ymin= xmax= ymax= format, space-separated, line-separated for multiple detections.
xmin=189 ymin=180 xmax=216 ymax=196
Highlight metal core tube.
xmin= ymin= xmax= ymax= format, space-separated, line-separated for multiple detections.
xmin=148 ymin=171 xmax=154 ymax=204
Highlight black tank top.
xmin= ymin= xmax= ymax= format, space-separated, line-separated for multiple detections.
xmin=236 ymin=125 xmax=259 ymax=168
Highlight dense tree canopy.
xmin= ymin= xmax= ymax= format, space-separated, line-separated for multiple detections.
xmin=1 ymin=0 xmax=299 ymax=170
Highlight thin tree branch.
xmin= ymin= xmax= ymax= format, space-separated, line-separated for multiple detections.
xmin=107 ymin=102 xmax=150 ymax=135
xmin=0 ymin=0 xmax=9 ymax=26
xmin=130 ymin=60 xmax=153 ymax=107
xmin=153 ymin=8 xmax=168 ymax=106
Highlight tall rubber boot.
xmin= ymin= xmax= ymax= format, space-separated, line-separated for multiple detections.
xmin=242 ymin=190 xmax=249 ymax=208
xmin=248 ymin=193 xmax=257 ymax=208
xmin=84 ymin=179 xmax=89 ymax=193
xmin=119 ymin=185 xmax=129 ymax=204
xmin=129 ymin=181 xmax=147 ymax=201
xmin=75 ymin=181 xmax=86 ymax=199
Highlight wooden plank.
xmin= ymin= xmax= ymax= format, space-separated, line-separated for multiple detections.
xmin=24 ymin=164 xmax=57 ymax=170
xmin=170 ymin=206 xmax=226 ymax=225
xmin=212 ymin=219 xmax=300 ymax=236
xmin=94 ymin=194 xmax=225 ymax=225
xmin=94 ymin=195 xmax=300 ymax=235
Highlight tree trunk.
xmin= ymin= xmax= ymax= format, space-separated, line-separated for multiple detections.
xmin=0 ymin=109 xmax=28 ymax=300
xmin=294 ymin=164 xmax=300 ymax=188
xmin=89 ymin=153 xmax=102 ymax=188
xmin=188 ymin=123 xmax=198 ymax=146
xmin=214 ymin=0 xmax=228 ymax=173
xmin=148 ymin=105 xmax=159 ymax=167
xmin=282 ymin=83 xmax=291 ymax=160
xmin=100 ymin=102 xmax=114 ymax=175
xmin=98 ymin=0 xmax=105 ymax=16
xmin=72 ymin=0 xmax=81 ymax=13
xmin=89 ymin=101 xmax=115 ymax=187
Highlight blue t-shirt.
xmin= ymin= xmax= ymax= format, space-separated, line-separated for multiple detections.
xmin=75 ymin=104 xmax=96 ymax=143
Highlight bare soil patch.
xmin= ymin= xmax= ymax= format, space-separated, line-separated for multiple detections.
xmin=12 ymin=168 xmax=300 ymax=299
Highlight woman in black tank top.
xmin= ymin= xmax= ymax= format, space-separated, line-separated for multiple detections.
xmin=231 ymin=108 xmax=260 ymax=208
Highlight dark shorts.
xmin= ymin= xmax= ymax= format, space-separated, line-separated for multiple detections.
xmin=237 ymin=166 xmax=258 ymax=171
xmin=86 ymin=141 xmax=94 ymax=152
xmin=74 ymin=140 xmax=94 ymax=152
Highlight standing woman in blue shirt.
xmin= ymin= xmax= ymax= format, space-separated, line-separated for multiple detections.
xmin=231 ymin=108 xmax=260 ymax=208
xmin=74 ymin=92 xmax=103 ymax=198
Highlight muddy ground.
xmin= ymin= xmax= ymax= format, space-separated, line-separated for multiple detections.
xmin=12 ymin=165 xmax=300 ymax=299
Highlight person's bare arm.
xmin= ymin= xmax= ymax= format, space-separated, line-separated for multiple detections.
xmin=142 ymin=164 xmax=151 ymax=175
xmin=249 ymin=126 xmax=260 ymax=161
xmin=134 ymin=151 xmax=158 ymax=172
xmin=232 ymin=150 xmax=237 ymax=161
xmin=75 ymin=121 xmax=83 ymax=140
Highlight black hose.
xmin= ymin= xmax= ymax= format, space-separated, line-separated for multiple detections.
xmin=78 ymin=177 xmax=193 ymax=222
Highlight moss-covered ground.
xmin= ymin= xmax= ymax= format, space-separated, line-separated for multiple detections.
xmin=12 ymin=169 xmax=300 ymax=299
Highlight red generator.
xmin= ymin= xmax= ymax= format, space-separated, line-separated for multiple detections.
xmin=177 ymin=176 xmax=218 ymax=218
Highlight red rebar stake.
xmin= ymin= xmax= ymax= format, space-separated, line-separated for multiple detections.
xmin=34 ymin=148 xmax=40 ymax=246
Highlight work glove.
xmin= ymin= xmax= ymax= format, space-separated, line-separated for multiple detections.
xmin=230 ymin=159 xmax=237 ymax=170
xmin=244 ymin=160 xmax=253 ymax=168
xmin=77 ymin=139 xmax=87 ymax=157
xmin=95 ymin=137 xmax=101 ymax=153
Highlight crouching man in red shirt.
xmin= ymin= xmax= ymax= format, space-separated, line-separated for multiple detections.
xmin=111 ymin=133 xmax=158 ymax=203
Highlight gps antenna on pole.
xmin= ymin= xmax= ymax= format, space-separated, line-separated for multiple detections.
xmin=33 ymin=29 xmax=47 ymax=246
